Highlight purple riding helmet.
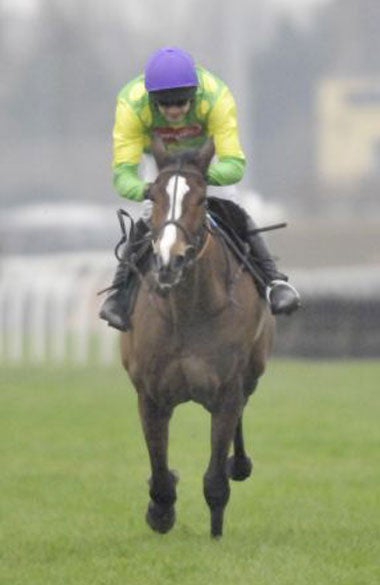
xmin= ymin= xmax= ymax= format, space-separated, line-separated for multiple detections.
xmin=145 ymin=47 xmax=198 ymax=104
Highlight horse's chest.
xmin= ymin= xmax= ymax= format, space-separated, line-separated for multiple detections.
xmin=135 ymin=340 xmax=244 ymax=410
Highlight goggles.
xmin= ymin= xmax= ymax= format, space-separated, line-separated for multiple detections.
xmin=150 ymin=86 xmax=197 ymax=108
xmin=156 ymin=98 xmax=191 ymax=108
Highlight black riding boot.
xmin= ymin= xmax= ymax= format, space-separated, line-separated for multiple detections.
xmin=99 ymin=219 xmax=150 ymax=331
xmin=207 ymin=196 xmax=300 ymax=315
xmin=245 ymin=215 xmax=301 ymax=315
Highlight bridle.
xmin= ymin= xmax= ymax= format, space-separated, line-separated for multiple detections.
xmin=151 ymin=162 xmax=210 ymax=256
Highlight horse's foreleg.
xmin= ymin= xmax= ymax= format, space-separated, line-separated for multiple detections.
xmin=138 ymin=394 xmax=177 ymax=534
xmin=227 ymin=415 xmax=253 ymax=481
xmin=203 ymin=406 xmax=241 ymax=538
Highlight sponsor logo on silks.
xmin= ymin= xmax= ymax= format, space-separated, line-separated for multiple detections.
xmin=155 ymin=124 xmax=203 ymax=143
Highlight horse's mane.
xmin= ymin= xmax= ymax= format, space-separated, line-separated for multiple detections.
xmin=159 ymin=148 xmax=203 ymax=171
xmin=152 ymin=136 xmax=214 ymax=176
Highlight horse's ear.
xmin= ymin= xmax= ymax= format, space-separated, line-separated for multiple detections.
xmin=196 ymin=138 xmax=215 ymax=175
xmin=151 ymin=133 xmax=170 ymax=169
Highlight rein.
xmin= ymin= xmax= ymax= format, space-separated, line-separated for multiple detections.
xmin=97 ymin=209 xmax=151 ymax=296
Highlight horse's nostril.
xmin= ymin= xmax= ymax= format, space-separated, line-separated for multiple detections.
xmin=185 ymin=246 xmax=196 ymax=261
xmin=154 ymin=254 xmax=184 ymax=274
xmin=153 ymin=253 xmax=186 ymax=290
xmin=171 ymin=255 xmax=185 ymax=271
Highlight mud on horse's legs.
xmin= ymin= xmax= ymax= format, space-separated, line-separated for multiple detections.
xmin=138 ymin=394 xmax=178 ymax=534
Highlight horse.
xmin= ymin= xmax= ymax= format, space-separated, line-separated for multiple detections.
xmin=120 ymin=137 xmax=275 ymax=537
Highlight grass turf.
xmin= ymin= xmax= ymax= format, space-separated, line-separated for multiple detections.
xmin=0 ymin=360 xmax=379 ymax=584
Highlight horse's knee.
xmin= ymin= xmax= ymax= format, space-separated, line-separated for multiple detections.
xmin=203 ymin=471 xmax=230 ymax=510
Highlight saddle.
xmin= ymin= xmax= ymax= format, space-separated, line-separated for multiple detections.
xmin=207 ymin=197 xmax=248 ymax=246
xmin=206 ymin=196 xmax=267 ymax=295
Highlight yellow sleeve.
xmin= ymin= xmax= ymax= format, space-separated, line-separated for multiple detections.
xmin=207 ymin=87 xmax=245 ymax=160
xmin=112 ymin=98 xmax=145 ymax=167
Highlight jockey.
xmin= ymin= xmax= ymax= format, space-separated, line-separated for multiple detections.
xmin=100 ymin=46 xmax=300 ymax=331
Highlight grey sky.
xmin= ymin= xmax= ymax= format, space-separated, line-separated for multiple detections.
xmin=2 ymin=0 xmax=332 ymax=18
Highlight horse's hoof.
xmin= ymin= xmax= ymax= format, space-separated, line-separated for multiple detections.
xmin=146 ymin=501 xmax=176 ymax=534
xmin=227 ymin=455 xmax=253 ymax=481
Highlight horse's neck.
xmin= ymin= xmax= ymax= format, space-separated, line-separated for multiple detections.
xmin=169 ymin=236 xmax=231 ymax=322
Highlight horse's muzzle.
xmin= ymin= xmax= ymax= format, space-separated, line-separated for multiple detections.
xmin=153 ymin=253 xmax=188 ymax=293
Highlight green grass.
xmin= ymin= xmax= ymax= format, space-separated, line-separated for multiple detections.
xmin=1 ymin=360 xmax=379 ymax=585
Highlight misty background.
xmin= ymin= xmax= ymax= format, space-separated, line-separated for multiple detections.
xmin=0 ymin=0 xmax=379 ymax=361
xmin=1 ymin=0 xmax=379 ymax=251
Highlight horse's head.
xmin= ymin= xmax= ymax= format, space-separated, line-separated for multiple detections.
xmin=149 ymin=136 xmax=215 ymax=292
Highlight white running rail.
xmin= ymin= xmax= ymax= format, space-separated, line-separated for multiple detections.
xmin=0 ymin=252 xmax=118 ymax=365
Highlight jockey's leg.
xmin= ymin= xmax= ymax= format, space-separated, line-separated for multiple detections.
xmin=99 ymin=218 xmax=150 ymax=331
xmin=244 ymin=214 xmax=300 ymax=315
xmin=207 ymin=193 xmax=300 ymax=316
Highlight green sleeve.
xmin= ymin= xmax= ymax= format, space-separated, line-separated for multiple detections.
xmin=206 ymin=156 xmax=246 ymax=186
xmin=113 ymin=163 xmax=147 ymax=201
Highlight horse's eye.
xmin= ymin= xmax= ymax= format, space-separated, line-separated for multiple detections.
xmin=197 ymin=196 xmax=206 ymax=206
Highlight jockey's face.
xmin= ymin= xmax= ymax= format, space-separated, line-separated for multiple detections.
xmin=157 ymin=100 xmax=192 ymax=123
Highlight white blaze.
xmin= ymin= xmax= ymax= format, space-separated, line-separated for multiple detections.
xmin=159 ymin=175 xmax=189 ymax=266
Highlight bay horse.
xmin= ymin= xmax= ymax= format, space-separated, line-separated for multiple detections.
xmin=120 ymin=137 xmax=275 ymax=537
